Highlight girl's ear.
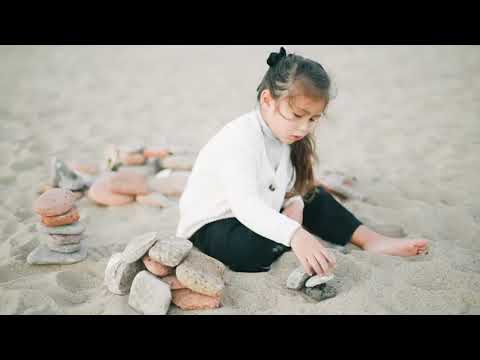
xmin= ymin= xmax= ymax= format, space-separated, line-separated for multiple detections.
xmin=261 ymin=89 xmax=274 ymax=109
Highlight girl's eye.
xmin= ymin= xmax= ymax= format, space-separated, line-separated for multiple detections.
xmin=294 ymin=113 xmax=302 ymax=118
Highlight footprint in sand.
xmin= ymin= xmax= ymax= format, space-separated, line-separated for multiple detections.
xmin=55 ymin=270 xmax=100 ymax=293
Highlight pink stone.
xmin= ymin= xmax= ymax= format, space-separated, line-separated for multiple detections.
xmin=142 ymin=255 xmax=173 ymax=277
xmin=41 ymin=206 xmax=80 ymax=227
xmin=148 ymin=171 xmax=190 ymax=197
xmin=34 ymin=188 xmax=75 ymax=217
xmin=171 ymin=288 xmax=221 ymax=310
xmin=87 ymin=174 xmax=135 ymax=206
xmin=120 ymin=152 xmax=146 ymax=166
xmin=143 ymin=147 xmax=172 ymax=159
xmin=161 ymin=275 xmax=186 ymax=290
xmin=109 ymin=171 xmax=149 ymax=196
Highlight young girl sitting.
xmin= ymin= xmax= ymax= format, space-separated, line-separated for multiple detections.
xmin=176 ymin=47 xmax=429 ymax=276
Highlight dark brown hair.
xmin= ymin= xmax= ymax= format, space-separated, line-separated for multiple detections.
xmin=256 ymin=47 xmax=333 ymax=202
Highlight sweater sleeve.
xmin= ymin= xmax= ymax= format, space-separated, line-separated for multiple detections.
xmin=219 ymin=135 xmax=302 ymax=247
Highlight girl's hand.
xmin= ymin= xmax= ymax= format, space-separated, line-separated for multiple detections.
xmin=290 ymin=227 xmax=336 ymax=276
xmin=281 ymin=200 xmax=304 ymax=224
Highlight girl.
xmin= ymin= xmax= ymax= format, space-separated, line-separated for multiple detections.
xmin=176 ymin=47 xmax=429 ymax=276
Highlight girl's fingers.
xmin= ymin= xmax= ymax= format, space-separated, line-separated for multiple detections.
xmin=308 ymin=256 xmax=325 ymax=276
xmin=300 ymin=258 xmax=314 ymax=276
xmin=314 ymin=253 xmax=330 ymax=274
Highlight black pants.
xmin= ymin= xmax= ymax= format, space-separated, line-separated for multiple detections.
xmin=190 ymin=186 xmax=363 ymax=273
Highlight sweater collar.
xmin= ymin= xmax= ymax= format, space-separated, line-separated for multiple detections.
xmin=255 ymin=107 xmax=283 ymax=145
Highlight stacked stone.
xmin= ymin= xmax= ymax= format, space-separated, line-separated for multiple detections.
xmin=28 ymin=188 xmax=88 ymax=265
xmin=286 ymin=266 xmax=337 ymax=302
xmin=104 ymin=232 xmax=226 ymax=314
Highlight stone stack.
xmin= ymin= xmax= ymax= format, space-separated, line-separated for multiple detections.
xmin=286 ymin=266 xmax=337 ymax=302
xmin=104 ymin=232 xmax=226 ymax=314
xmin=28 ymin=188 xmax=88 ymax=265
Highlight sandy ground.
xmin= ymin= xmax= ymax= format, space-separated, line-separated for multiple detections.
xmin=0 ymin=45 xmax=479 ymax=315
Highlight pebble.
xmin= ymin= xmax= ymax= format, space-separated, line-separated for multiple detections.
xmin=286 ymin=266 xmax=311 ymax=290
xmin=161 ymin=275 xmax=187 ymax=290
xmin=128 ymin=271 xmax=172 ymax=315
xmin=109 ymin=171 xmax=149 ymax=196
xmin=27 ymin=242 xmax=88 ymax=265
xmin=160 ymin=154 xmax=195 ymax=171
xmin=121 ymin=231 xmax=158 ymax=264
xmin=142 ymin=255 xmax=174 ymax=277
xmin=144 ymin=147 xmax=172 ymax=159
xmin=148 ymin=171 xmax=190 ymax=196
xmin=33 ymin=188 xmax=75 ymax=217
xmin=67 ymin=161 xmax=99 ymax=176
xmin=48 ymin=241 xmax=82 ymax=254
xmin=50 ymin=157 xmax=86 ymax=191
xmin=136 ymin=192 xmax=171 ymax=208
xmin=36 ymin=221 xmax=86 ymax=235
xmin=104 ymin=253 xmax=144 ymax=295
xmin=175 ymin=249 xmax=225 ymax=297
xmin=118 ymin=164 xmax=156 ymax=177
xmin=37 ymin=183 xmax=54 ymax=195
xmin=148 ymin=237 xmax=192 ymax=267
xmin=120 ymin=152 xmax=146 ymax=166
xmin=48 ymin=234 xmax=85 ymax=246
xmin=304 ymin=283 xmax=337 ymax=302
xmin=41 ymin=206 xmax=80 ymax=227
xmin=88 ymin=174 xmax=135 ymax=206
xmin=171 ymin=288 xmax=221 ymax=310
xmin=305 ymin=273 xmax=335 ymax=288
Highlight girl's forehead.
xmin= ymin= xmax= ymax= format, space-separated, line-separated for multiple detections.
xmin=289 ymin=95 xmax=326 ymax=115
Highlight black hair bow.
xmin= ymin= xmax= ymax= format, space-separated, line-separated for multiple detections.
xmin=267 ymin=46 xmax=287 ymax=67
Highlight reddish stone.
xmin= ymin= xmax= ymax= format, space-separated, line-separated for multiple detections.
xmin=88 ymin=174 xmax=135 ymax=206
xmin=143 ymin=147 xmax=172 ymax=159
xmin=109 ymin=171 xmax=149 ymax=196
xmin=34 ymin=188 xmax=75 ymax=217
xmin=161 ymin=275 xmax=186 ymax=290
xmin=41 ymin=206 xmax=80 ymax=227
xmin=171 ymin=288 xmax=221 ymax=310
xmin=142 ymin=255 xmax=173 ymax=277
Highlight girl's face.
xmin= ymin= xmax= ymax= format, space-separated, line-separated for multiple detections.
xmin=260 ymin=90 xmax=327 ymax=144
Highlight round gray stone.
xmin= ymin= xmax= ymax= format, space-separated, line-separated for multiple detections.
xmin=286 ymin=266 xmax=311 ymax=290
xmin=36 ymin=222 xmax=86 ymax=235
xmin=128 ymin=271 xmax=171 ymax=315
xmin=104 ymin=253 xmax=144 ymax=295
xmin=47 ymin=241 xmax=83 ymax=254
xmin=121 ymin=232 xmax=158 ymax=264
xmin=48 ymin=234 xmax=84 ymax=246
xmin=27 ymin=242 xmax=88 ymax=265
xmin=148 ymin=237 xmax=192 ymax=267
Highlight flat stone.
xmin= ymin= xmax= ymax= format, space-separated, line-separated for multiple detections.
xmin=27 ymin=242 xmax=87 ymax=265
xmin=109 ymin=171 xmax=149 ymax=196
xmin=136 ymin=192 xmax=171 ymax=208
xmin=144 ymin=147 xmax=172 ymax=159
xmin=48 ymin=234 xmax=85 ymax=246
xmin=118 ymin=164 xmax=156 ymax=177
xmin=175 ymin=248 xmax=225 ymax=297
xmin=148 ymin=171 xmax=190 ymax=197
xmin=121 ymin=231 xmax=158 ymax=264
xmin=50 ymin=157 xmax=87 ymax=191
xmin=160 ymin=154 xmax=195 ymax=171
xmin=88 ymin=174 xmax=135 ymax=206
xmin=161 ymin=275 xmax=187 ymax=290
xmin=304 ymin=283 xmax=337 ymax=301
xmin=48 ymin=241 xmax=82 ymax=254
xmin=104 ymin=253 xmax=144 ymax=295
xmin=305 ymin=273 xmax=335 ymax=288
xmin=142 ymin=255 xmax=173 ymax=277
xmin=37 ymin=183 xmax=55 ymax=195
xmin=148 ymin=237 xmax=192 ymax=267
xmin=41 ymin=206 xmax=80 ymax=227
xmin=34 ymin=188 xmax=75 ymax=217
xmin=171 ymin=288 xmax=221 ymax=310
xmin=36 ymin=221 xmax=86 ymax=235
xmin=286 ymin=266 xmax=311 ymax=290
xmin=128 ymin=271 xmax=171 ymax=315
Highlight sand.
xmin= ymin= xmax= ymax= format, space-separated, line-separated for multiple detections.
xmin=0 ymin=45 xmax=479 ymax=315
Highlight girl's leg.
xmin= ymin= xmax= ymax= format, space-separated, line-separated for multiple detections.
xmin=303 ymin=186 xmax=429 ymax=256
xmin=189 ymin=217 xmax=289 ymax=272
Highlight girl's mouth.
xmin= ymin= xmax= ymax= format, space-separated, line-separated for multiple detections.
xmin=290 ymin=135 xmax=303 ymax=141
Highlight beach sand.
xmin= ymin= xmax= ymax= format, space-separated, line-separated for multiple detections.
xmin=0 ymin=45 xmax=479 ymax=314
